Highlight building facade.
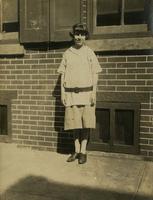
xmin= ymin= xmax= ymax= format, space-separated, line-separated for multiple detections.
xmin=0 ymin=0 xmax=153 ymax=159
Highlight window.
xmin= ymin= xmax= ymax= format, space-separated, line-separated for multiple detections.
xmin=1 ymin=0 xmax=19 ymax=33
xmin=0 ymin=0 xmax=19 ymax=38
xmin=88 ymin=102 xmax=140 ymax=154
xmin=88 ymin=0 xmax=149 ymax=35
xmin=96 ymin=0 xmax=146 ymax=26
xmin=0 ymin=91 xmax=17 ymax=143
xmin=0 ymin=0 xmax=24 ymax=55
xmin=0 ymin=105 xmax=8 ymax=136
xmin=20 ymin=0 xmax=81 ymax=43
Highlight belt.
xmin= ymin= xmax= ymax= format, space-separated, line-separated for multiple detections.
xmin=65 ymin=86 xmax=93 ymax=93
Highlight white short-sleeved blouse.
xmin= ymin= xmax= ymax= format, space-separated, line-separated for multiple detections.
xmin=58 ymin=45 xmax=102 ymax=106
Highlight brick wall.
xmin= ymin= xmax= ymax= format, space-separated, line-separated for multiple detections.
xmin=0 ymin=49 xmax=72 ymax=153
xmin=0 ymin=0 xmax=153 ymax=158
xmin=97 ymin=54 xmax=153 ymax=157
xmin=0 ymin=51 xmax=153 ymax=158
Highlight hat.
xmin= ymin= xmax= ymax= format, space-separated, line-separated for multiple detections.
xmin=69 ymin=23 xmax=89 ymax=39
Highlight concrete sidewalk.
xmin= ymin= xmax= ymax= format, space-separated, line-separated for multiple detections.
xmin=0 ymin=143 xmax=153 ymax=200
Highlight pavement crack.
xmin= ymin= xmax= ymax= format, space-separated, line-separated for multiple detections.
xmin=131 ymin=162 xmax=147 ymax=200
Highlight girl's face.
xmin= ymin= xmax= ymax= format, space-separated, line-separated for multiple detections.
xmin=74 ymin=33 xmax=86 ymax=48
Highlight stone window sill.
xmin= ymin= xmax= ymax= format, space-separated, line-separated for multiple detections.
xmin=0 ymin=32 xmax=24 ymax=55
xmin=86 ymin=36 xmax=153 ymax=52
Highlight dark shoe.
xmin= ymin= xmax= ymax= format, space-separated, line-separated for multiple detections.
xmin=78 ymin=153 xmax=87 ymax=164
xmin=67 ymin=153 xmax=79 ymax=162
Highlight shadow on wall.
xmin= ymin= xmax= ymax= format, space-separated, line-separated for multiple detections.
xmin=1 ymin=175 xmax=152 ymax=200
xmin=52 ymin=76 xmax=74 ymax=154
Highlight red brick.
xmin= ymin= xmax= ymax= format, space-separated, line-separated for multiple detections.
xmin=127 ymin=80 xmax=145 ymax=85
xmin=47 ymin=53 xmax=62 ymax=58
xmin=18 ymin=135 xmax=29 ymax=140
xmin=99 ymin=74 xmax=116 ymax=79
xmin=127 ymin=68 xmax=145 ymax=73
xmin=23 ymin=130 xmax=37 ymax=135
xmin=127 ymin=56 xmax=146 ymax=62
xmin=6 ymin=65 xmax=16 ymax=70
xmin=108 ymin=69 xmax=126 ymax=73
xmin=23 ymin=140 xmax=37 ymax=145
xmin=107 ymin=80 xmax=125 ymax=85
xmin=30 ymin=136 xmax=44 ymax=141
xmin=140 ymin=133 xmax=153 ymax=139
xmin=16 ymin=65 xmax=30 ymax=69
xmin=38 ymin=141 xmax=53 ymax=147
xmin=117 ymin=75 xmax=135 ymax=79
xmin=39 ymin=59 xmax=54 ymax=64
xmin=0 ymin=70 xmax=10 ymax=74
xmin=137 ymin=62 xmax=153 ymax=67
xmin=101 ymin=63 xmax=116 ymax=68
xmin=117 ymin=63 xmax=136 ymax=68
xmin=11 ymin=60 xmax=23 ymax=64
xmin=0 ymin=60 xmax=10 ymax=64
xmin=31 ymin=54 xmax=46 ymax=59
xmin=117 ymin=86 xmax=135 ymax=91
xmin=98 ymin=86 xmax=116 ymax=91
xmin=108 ymin=57 xmax=126 ymax=62
xmin=147 ymin=56 xmax=153 ymax=61
xmin=136 ymin=87 xmax=153 ymax=92
xmin=24 ymin=60 xmax=38 ymax=64
xmin=137 ymin=74 xmax=153 ymax=79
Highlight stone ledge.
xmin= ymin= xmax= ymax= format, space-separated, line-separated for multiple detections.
xmin=97 ymin=92 xmax=150 ymax=103
xmin=0 ymin=43 xmax=24 ymax=55
xmin=86 ymin=36 xmax=153 ymax=51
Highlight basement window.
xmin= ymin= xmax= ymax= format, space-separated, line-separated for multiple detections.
xmin=0 ymin=103 xmax=11 ymax=142
xmin=0 ymin=91 xmax=17 ymax=143
xmin=0 ymin=105 xmax=8 ymax=135
xmin=89 ymin=102 xmax=140 ymax=154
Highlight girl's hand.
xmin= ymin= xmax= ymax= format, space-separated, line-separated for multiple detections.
xmin=90 ymin=92 xmax=96 ymax=106
xmin=61 ymin=92 xmax=66 ymax=106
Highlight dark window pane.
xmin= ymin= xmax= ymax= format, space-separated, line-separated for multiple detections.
xmin=0 ymin=105 xmax=8 ymax=135
xmin=2 ymin=22 xmax=19 ymax=32
xmin=95 ymin=108 xmax=110 ymax=143
xmin=115 ymin=110 xmax=134 ymax=145
xmin=124 ymin=0 xmax=145 ymax=24
xmin=96 ymin=0 xmax=122 ymax=26
xmin=2 ymin=0 xmax=19 ymax=32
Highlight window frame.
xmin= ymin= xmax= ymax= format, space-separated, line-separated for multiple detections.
xmin=87 ymin=0 xmax=148 ymax=37
xmin=0 ymin=91 xmax=17 ymax=143
xmin=0 ymin=0 xmax=24 ymax=55
xmin=0 ymin=0 xmax=2 ymax=32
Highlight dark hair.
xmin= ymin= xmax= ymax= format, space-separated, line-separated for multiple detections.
xmin=69 ymin=23 xmax=89 ymax=39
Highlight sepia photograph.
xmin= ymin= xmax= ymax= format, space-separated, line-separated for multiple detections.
xmin=0 ymin=0 xmax=153 ymax=199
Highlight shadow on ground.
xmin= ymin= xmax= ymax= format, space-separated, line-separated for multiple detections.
xmin=1 ymin=175 xmax=152 ymax=200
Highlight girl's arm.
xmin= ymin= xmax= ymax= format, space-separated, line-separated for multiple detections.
xmin=61 ymin=74 xmax=66 ymax=106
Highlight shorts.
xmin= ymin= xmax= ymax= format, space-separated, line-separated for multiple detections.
xmin=64 ymin=105 xmax=96 ymax=130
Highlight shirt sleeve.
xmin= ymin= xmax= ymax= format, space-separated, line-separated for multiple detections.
xmin=57 ymin=54 xmax=66 ymax=74
xmin=88 ymin=48 xmax=102 ymax=74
